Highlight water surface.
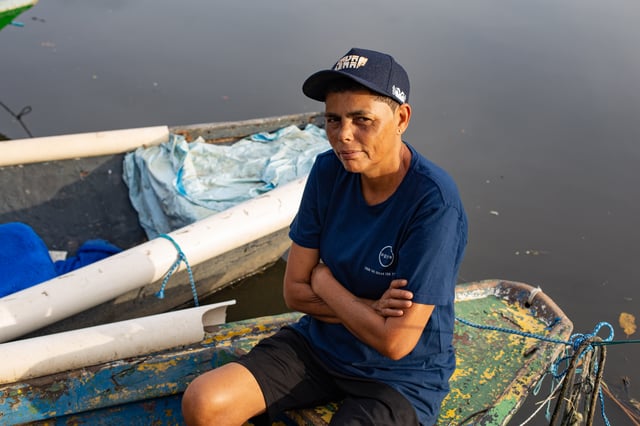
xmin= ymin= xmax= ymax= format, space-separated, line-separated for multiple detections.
xmin=1 ymin=1 xmax=638 ymax=423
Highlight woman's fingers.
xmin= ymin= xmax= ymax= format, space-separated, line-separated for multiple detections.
xmin=388 ymin=279 xmax=413 ymax=301
xmin=389 ymin=279 xmax=408 ymax=289
xmin=375 ymin=279 xmax=413 ymax=317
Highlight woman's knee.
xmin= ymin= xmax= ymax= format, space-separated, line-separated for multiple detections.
xmin=182 ymin=374 xmax=232 ymax=425
xmin=181 ymin=363 xmax=266 ymax=426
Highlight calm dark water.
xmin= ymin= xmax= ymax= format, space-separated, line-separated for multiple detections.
xmin=2 ymin=1 xmax=639 ymax=424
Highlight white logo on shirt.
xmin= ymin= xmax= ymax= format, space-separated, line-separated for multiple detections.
xmin=378 ymin=245 xmax=394 ymax=267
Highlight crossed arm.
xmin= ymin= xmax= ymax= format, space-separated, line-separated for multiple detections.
xmin=283 ymin=243 xmax=434 ymax=360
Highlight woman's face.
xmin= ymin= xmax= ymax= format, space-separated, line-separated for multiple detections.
xmin=324 ymin=90 xmax=409 ymax=177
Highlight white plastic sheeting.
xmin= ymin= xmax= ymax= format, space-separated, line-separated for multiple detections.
xmin=123 ymin=124 xmax=330 ymax=239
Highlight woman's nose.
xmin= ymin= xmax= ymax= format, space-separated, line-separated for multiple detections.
xmin=337 ymin=121 xmax=354 ymax=143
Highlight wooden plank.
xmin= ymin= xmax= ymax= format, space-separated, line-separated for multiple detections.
xmin=0 ymin=313 xmax=302 ymax=424
xmin=170 ymin=112 xmax=324 ymax=143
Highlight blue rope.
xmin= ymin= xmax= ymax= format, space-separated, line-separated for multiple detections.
xmin=156 ymin=234 xmax=199 ymax=306
xmin=455 ymin=316 xmax=615 ymax=425
xmin=598 ymin=386 xmax=610 ymax=426
xmin=455 ymin=317 xmax=614 ymax=353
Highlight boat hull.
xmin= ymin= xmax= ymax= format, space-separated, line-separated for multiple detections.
xmin=0 ymin=279 xmax=573 ymax=425
xmin=0 ymin=113 xmax=324 ymax=337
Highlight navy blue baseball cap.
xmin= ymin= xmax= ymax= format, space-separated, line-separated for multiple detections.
xmin=302 ymin=47 xmax=410 ymax=104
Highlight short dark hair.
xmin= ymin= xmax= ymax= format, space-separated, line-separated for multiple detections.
xmin=325 ymin=76 xmax=399 ymax=111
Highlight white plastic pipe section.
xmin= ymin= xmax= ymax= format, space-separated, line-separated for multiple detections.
xmin=0 ymin=177 xmax=306 ymax=342
xmin=0 ymin=300 xmax=235 ymax=385
xmin=0 ymin=126 xmax=169 ymax=166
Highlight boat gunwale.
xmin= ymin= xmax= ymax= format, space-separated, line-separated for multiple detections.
xmin=450 ymin=279 xmax=573 ymax=425
xmin=0 ymin=111 xmax=325 ymax=168
xmin=456 ymin=278 xmax=573 ymax=327
xmin=169 ymin=111 xmax=325 ymax=144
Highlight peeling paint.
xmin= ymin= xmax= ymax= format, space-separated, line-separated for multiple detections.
xmin=0 ymin=280 xmax=572 ymax=426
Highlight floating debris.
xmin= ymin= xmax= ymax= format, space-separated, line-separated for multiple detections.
xmin=619 ymin=312 xmax=637 ymax=338
xmin=514 ymin=249 xmax=550 ymax=256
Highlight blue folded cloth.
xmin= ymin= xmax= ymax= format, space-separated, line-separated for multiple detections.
xmin=0 ymin=222 xmax=57 ymax=298
xmin=0 ymin=222 xmax=123 ymax=298
xmin=54 ymin=239 xmax=122 ymax=275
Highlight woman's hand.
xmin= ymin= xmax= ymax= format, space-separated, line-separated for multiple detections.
xmin=311 ymin=266 xmax=413 ymax=319
xmin=308 ymin=272 xmax=431 ymax=359
xmin=371 ymin=279 xmax=413 ymax=318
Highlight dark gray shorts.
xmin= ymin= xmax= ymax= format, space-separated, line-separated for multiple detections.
xmin=234 ymin=327 xmax=419 ymax=426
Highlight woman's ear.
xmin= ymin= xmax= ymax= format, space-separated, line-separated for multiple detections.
xmin=397 ymin=103 xmax=411 ymax=133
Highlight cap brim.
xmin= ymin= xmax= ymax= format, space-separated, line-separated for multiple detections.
xmin=302 ymin=70 xmax=343 ymax=102
xmin=302 ymin=69 xmax=391 ymax=103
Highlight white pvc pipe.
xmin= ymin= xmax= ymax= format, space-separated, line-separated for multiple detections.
xmin=0 ymin=300 xmax=235 ymax=385
xmin=0 ymin=177 xmax=306 ymax=342
xmin=0 ymin=126 xmax=169 ymax=166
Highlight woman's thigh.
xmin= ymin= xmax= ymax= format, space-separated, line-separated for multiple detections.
xmin=329 ymin=378 xmax=419 ymax=426
xmin=235 ymin=328 xmax=341 ymax=420
xmin=329 ymin=396 xmax=419 ymax=426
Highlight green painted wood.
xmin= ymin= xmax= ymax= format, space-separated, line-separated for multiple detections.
xmin=0 ymin=1 xmax=37 ymax=31
xmin=438 ymin=285 xmax=570 ymax=425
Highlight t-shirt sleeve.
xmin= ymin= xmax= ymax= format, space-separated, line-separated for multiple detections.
xmin=288 ymin=157 xmax=324 ymax=249
xmin=396 ymin=204 xmax=465 ymax=306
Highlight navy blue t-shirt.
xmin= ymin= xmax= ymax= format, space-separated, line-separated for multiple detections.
xmin=288 ymin=143 xmax=468 ymax=425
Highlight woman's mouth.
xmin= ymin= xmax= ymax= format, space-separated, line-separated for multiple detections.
xmin=339 ymin=150 xmax=360 ymax=160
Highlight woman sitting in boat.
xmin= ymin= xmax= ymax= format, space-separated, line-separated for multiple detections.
xmin=181 ymin=47 xmax=468 ymax=426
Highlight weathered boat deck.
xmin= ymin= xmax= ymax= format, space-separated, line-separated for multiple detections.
xmin=2 ymin=280 xmax=572 ymax=426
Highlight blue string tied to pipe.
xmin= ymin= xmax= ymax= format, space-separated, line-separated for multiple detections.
xmin=155 ymin=234 xmax=199 ymax=307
